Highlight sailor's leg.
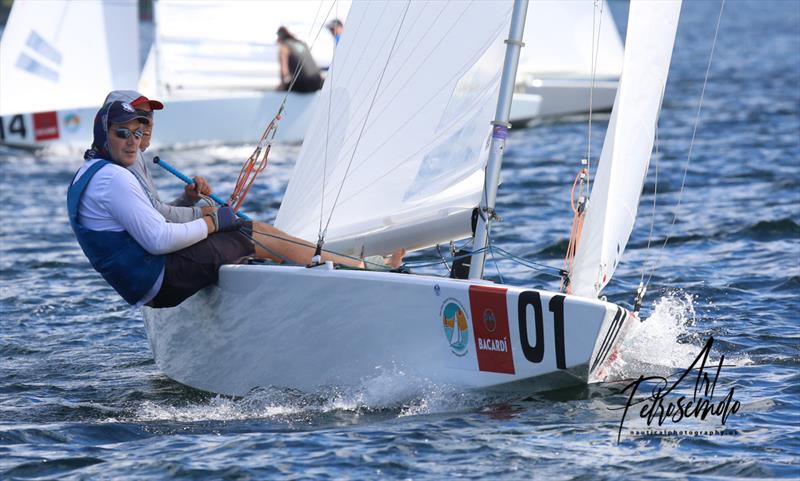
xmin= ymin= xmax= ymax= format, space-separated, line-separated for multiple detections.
xmin=249 ymin=221 xmax=364 ymax=267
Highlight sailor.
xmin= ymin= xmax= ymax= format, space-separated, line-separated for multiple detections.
xmin=276 ymin=26 xmax=324 ymax=93
xmin=326 ymin=18 xmax=344 ymax=45
xmin=102 ymin=90 xmax=214 ymax=223
xmin=68 ymin=99 xmax=382 ymax=309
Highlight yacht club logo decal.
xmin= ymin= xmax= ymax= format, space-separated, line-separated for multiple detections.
xmin=469 ymin=285 xmax=515 ymax=374
xmin=63 ymin=113 xmax=80 ymax=132
xmin=441 ymin=298 xmax=469 ymax=356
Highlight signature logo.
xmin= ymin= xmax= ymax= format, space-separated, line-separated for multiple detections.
xmin=441 ymin=298 xmax=469 ymax=356
xmin=612 ymin=337 xmax=741 ymax=443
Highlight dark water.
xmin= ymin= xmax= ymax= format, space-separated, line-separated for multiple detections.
xmin=2 ymin=1 xmax=799 ymax=479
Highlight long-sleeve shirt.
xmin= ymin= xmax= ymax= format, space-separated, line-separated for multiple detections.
xmin=128 ymin=152 xmax=203 ymax=224
xmin=73 ymin=159 xmax=209 ymax=306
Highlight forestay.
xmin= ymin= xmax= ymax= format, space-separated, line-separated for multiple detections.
xmin=570 ymin=0 xmax=682 ymax=298
xmin=0 ymin=0 xmax=138 ymax=115
xmin=275 ymin=0 xmax=513 ymax=257
xmin=139 ymin=0 xmax=348 ymax=97
xmin=518 ymin=0 xmax=624 ymax=80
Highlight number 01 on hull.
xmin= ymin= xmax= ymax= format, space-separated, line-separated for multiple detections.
xmin=142 ymin=265 xmax=633 ymax=396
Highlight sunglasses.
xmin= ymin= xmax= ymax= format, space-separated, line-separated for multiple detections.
xmin=114 ymin=127 xmax=143 ymax=140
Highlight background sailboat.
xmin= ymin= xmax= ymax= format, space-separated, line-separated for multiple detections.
xmin=0 ymin=0 xmax=342 ymax=148
xmin=0 ymin=0 xmax=138 ymax=146
xmin=515 ymin=0 xmax=624 ymax=121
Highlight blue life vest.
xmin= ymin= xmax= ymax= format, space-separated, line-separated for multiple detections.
xmin=67 ymin=160 xmax=165 ymax=305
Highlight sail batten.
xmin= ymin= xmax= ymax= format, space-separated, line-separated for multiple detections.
xmin=275 ymin=0 xmax=513 ymax=257
xmin=570 ymin=0 xmax=682 ymax=298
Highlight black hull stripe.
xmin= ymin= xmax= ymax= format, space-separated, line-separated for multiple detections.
xmin=591 ymin=307 xmax=626 ymax=372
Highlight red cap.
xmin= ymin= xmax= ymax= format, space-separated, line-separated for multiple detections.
xmin=130 ymin=95 xmax=164 ymax=110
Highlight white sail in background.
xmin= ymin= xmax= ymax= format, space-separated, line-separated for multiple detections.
xmin=519 ymin=0 xmax=623 ymax=80
xmin=570 ymin=0 xmax=682 ymax=299
xmin=139 ymin=0 xmax=349 ymax=97
xmin=0 ymin=0 xmax=138 ymax=115
xmin=275 ymin=0 xmax=512 ymax=256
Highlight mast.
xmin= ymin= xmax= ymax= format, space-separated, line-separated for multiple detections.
xmin=468 ymin=0 xmax=529 ymax=280
xmin=152 ymin=0 xmax=163 ymax=97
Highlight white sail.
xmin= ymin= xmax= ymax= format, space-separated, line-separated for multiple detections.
xmin=139 ymin=0 xmax=348 ymax=98
xmin=570 ymin=0 xmax=682 ymax=298
xmin=518 ymin=0 xmax=623 ymax=80
xmin=0 ymin=0 xmax=138 ymax=115
xmin=275 ymin=0 xmax=513 ymax=257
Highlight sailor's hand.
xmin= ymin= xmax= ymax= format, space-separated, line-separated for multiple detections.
xmin=185 ymin=176 xmax=213 ymax=200
xmin=206 ymin=205 xmax=239 ymax=233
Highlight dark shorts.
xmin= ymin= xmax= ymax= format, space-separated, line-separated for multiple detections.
xmin=150 ymin=224 xmax=255 ymax=308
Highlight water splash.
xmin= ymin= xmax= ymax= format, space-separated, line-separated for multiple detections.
xmin=603 ymin=291 xmax=702 ymax=381
xmin=131 ymin=365 xmax=490 ymax=423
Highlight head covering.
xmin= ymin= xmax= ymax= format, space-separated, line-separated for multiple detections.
xmin=103 ymin=90 xmax=164 ymax=111
xmin=85 ymin=101 xmax=150 ymax=162
xmin=326 ymin=19 xmax=343 ymax=32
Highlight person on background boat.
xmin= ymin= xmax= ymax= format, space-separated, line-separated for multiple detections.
xmin=68 ymin=100 xmax=399 ymax=309
xmin=326 ymin=18 xmax=344 ymax=45
xmin=276 ymin=26 xmax=324 ymax=92
xmin=103 ymin=90 xmax=214 ymax=223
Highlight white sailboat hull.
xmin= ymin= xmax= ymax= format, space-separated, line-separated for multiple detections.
xmin=1 ymin=90 xmax=543 ymax=150
xmin=142 ymin=264 xmax=633 ymax=396
xmin=0 ymin=91 xmax=316 ymax=149
xmin=515 ymin=77 xmax=618 ymax=122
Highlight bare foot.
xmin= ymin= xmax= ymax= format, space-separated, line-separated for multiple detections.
xmin=386 ymin=248 xmax=406 ymax=269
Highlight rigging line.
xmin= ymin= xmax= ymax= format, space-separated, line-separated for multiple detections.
xmin=319 ymin=7 xmax=340 ymax=238
xmin=586 ymin=0 xmax=605 ymax=196
xmin=319 ymin=0 xmax=412 ymax=241
xmin=435 ymin=244 xmax=454 ymax=276
xmin=487 ymin=227 xmax=505 ymax=284
xmin=316 ymin=1 xmax=409 ymax=239
xmin=640 ymin=109 xmax=662 ymax=286
xmin=490 ymin=246 xmax=565 ymax=276
xmin=404 ymin=246 xmax=491 ymax=269
xmin=333 ymin=1 xmax=393 ymax=90
xmin=644 ymin=0 xmax=726 ymax=290
xmin=282 ymin=0 xmax=336 ymax=101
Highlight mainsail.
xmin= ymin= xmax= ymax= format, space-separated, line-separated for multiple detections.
xmin=0 ymin=0 xmax=138 ymax=115
xmin=275 ymin=0 xmax=513 ymax=257
xmin=139 ymin=0 xmax=348 ymax=97
xmin=570 ymin=0 xmax=682 ymax=298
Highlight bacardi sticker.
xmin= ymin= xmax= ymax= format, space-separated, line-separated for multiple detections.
xmin=469 ymin=285 xmax=515 ymax=374
xmin=441 ymin=298 xmax=469 ymax=357
xmin=32 ymin=111 xmax=59 ymax=141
